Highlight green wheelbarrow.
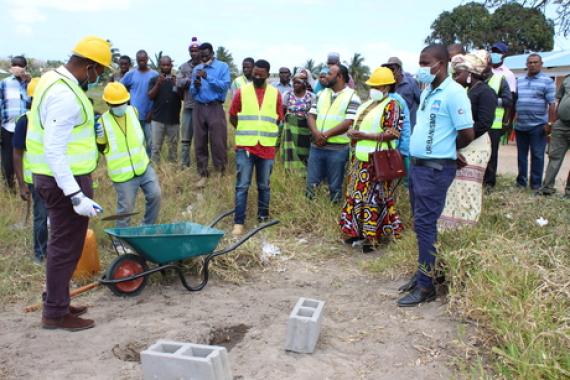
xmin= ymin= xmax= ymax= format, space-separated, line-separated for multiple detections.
xmin=100 ymin=209 xmax=278 ymax=297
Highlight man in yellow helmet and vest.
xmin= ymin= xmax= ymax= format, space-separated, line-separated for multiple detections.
xmin=98 ymin=82 xmax=161 ymax=229
xmin=306 ymin=64 xmax=361 ymax=202
xmin=27 ymin=36 xmax=112 ymax=331
xmin=229 ymin=59 xmax=283 ymax=236
xmin=13 ymin=78 xmax=48 ymax=265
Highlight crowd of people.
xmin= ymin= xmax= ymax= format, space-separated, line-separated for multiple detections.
xmin=1 ymin=34 xmax=569 ymax=330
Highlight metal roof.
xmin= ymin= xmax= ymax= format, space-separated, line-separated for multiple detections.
xmin=504 ymin=50 xmax=570 ymax=70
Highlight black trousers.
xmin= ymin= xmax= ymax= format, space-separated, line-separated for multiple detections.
xmin=484 ymin=129 xmax=504 ymax=187
xmin=1 ymin=128 xmax=15 ymax=189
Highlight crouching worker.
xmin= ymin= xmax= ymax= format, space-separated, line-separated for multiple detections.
xmin=229 ymin=59 xmax=283 ymax=236
xmin=99 ymin=82 xmax=161 ymax=228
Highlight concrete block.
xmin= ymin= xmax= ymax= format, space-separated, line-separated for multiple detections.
xmin=284 ymin=297 xmax=325 ymax=353
xmin=141 ymin=340 xmax=232 ymax=380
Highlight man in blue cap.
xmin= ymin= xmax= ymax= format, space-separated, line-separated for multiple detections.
xmin=490 ymin=42 xmax=516 ymax=96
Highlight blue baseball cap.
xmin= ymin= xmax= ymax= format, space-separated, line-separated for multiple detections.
xmin=491 ymin=42 xmax=508 ymax=54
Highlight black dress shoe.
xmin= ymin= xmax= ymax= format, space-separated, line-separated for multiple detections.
xmin=342 ymin=237 xmax=363 ymax=245
xmin=398 ymin=273 xmax=417 ymax=292
xmin=397 ymin=287 xmax=436 ymax=307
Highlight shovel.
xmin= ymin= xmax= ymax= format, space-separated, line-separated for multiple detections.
xmin=101 ymin=211 xmax=140 ymax=222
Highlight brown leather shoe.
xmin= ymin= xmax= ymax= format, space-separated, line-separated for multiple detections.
xmin=42 ymin=314 xmax=95 ymax=331
xmin=69 ymin=305 xmax=87 ymax=317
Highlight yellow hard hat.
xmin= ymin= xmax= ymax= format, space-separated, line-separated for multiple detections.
xmin=102 ymin=82 xmax=130 ymax=105
xmin=72 ymin=36 xmax=113 ymax=68
xmin=365 ymin=67 xmax=396 ymax=87
xmin=27 ymin=77 xmax=40 ymax=98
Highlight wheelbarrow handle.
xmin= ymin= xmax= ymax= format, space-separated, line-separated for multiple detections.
xmin=211 ymin=219 xmax=280 ymax=258
xmin=207 ymin=209 xmax=236 ymax=228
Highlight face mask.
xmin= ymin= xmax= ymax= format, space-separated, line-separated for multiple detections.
xmin=369 ymin=89 xmax=385 ymax=101
xmin=416 ymin=63 xmax=439 ymax=84
xmin=252 ymin=77 xmax=265 ymax=88
xmin=111 ymin=104 xmax=128 ymax=117
xmin=81 ymin=66 xmax=101 ymax=91
xmin=491 ymin=53 xmax=502 ymax=65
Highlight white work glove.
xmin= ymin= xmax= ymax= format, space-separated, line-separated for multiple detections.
xmin=70 ymin=192 xmax=103 ymax=218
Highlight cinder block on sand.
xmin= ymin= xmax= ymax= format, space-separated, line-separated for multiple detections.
xmin=141 ymin=340 xmax=232 ymax=380
xmin=284 ymin=297 xmax=325 ymax=353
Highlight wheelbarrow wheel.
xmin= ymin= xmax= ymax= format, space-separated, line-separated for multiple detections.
xmin=105 ymin=254 xmax=148 ymax=297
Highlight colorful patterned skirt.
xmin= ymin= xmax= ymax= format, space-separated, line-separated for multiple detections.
xmin=438 ymin=133 xmax=491 ymax=230
xmin=280 ymin=114 xmax=312 ymax=170
xmin=339 ymin=157 xmax=404 ymax=241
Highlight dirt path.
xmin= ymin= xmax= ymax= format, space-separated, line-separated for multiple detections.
xmin=0 ymin=250 xmax=459 ymax=380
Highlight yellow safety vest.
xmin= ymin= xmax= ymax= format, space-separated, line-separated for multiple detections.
xmin=101 ymin=106 xmax=150 ymax=183
xmin=234 ymin=75 xmax=250 ymax=89
xmin=353 ymin=98 xmax=392 ymax=162
xmin=26 ymin=70 xmax=97 ymax=177
xmin=316 ymin=87 xmax=355 ymax=144
xmin=235 ymin=84 xmax=279 ymax=147
xmin=15 ymin=111 xmax=33 ymax=184
xmin=488 ymin=74 xmax=505 ymax=130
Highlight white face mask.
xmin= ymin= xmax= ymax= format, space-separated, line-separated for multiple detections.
xmin=369 ymin=88 xmax=385 ymax=101
xmin=111 ymin=104 xmax=128 ymax=117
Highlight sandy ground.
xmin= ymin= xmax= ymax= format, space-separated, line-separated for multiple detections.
xmin=0 ymin=248 xmax=463 ymax=380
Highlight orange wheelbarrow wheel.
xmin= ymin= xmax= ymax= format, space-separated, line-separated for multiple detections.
xmin=105 ymin=254 xmax=148 ymax=297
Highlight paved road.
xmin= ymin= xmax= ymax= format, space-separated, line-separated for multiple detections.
xmin=497 ymin=143 xmax=570 ymax=191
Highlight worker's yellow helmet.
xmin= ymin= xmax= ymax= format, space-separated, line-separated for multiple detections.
xmin=102 ymin=82 xmax=130 ymax=105
xmin=365 ymin=67 xmax=396 ymax=87
xmin=27 ymin=77 xmax=40 ymax=98
xmin=72 ymin=36 xmax=113 ymax=68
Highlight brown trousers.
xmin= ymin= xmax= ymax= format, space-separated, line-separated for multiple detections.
xmin=34 ymin=174 xmax=93 ymax=319
xmin=193 ymin=102 xmax=227 ymax=177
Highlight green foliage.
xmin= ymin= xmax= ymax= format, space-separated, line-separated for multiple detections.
xmin=215 ymin=46 xmax=238 ymax=80
xmin=344 ymin=53 xmax=370 ymax=96
xmin=427 ymin=2 xmax=555 ymax=53
xmin=149 ymin=51 xmax=163 ymax=71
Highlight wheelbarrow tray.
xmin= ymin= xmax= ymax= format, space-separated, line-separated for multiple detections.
xmin=105 ymin=222 xmax=224 ymax=265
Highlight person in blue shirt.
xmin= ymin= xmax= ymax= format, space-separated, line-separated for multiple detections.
xmin=190 ymin=42 xmax=231 ymax=187
xmin=398 ymin=44 xmax=474 ymax=307
xmin=121 ymin=50 xmax=158 ymax=156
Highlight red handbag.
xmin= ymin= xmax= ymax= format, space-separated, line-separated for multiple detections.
xmin=369 ymin=137 xmax=406 ymax=182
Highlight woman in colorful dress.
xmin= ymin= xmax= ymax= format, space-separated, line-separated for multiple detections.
xmin=438 ymin=50 xmax=495 ymax=229
xmin=340 ymin=67 xmax=404 ymax=253
xmin=280 ymin=73 xmax=316 ymax=171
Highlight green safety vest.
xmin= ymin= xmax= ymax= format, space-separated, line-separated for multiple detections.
xmin=26 ymin=70 xmax=97 ymax=177
xmin=101 ymin=106 xmax=150 ymax=183
xmin=234 ymin=75 xmax=250 ymax=89
xmin=235 ymin=84 xmax=279 ymax=147
xmin=488 ymin=74 xmax=505 ymax=130
xmin=316 ymin=87 xmax=355 ymax=144
xmin=354 ymin=98 xmax=392 ymax=162
xmin=16 ymin=112 xmax=33 ymax=184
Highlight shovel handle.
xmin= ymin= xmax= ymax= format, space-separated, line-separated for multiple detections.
xmin=24 ymin=282 xmax=99 ymax=313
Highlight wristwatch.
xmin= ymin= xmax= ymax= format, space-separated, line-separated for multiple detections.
xmin=70 ymin=192 xmax=85 ymax=206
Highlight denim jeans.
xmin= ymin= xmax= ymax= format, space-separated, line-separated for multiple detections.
xmin=151 ymin=121 xmax=179 ymax=164
xmin=306 ymin=145 xmax=349 ymax=202
xmin=29 ymin=184 xmax=48 ymax=260
xmin=140 ymin=120 xmax=152 ymax=157
xmin=234 ymin=149 xmax=274 ymax=225
xmin=409 ymin=162 xmax=456 ymax=289
xmin=515 ymin=125 xmax=547 ymax=189
xmin=181 ymin=108 xmax=193 ymax=167
xmin=112 ymin=165 xmax=161 ymax=228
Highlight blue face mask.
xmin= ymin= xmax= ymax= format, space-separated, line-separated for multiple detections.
xmin=87 ymin=74 xmax=100 ymax=91
xmin=491 ymin=52 xmax=503 ymax=65
xmin=416 ymin=64 xmax=438 ymax=84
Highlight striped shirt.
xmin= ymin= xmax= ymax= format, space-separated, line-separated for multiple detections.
xmin=0 ymin=76 xmax=28 ymax=133
xmin=515 ymin=72 xmax=555 ymax=130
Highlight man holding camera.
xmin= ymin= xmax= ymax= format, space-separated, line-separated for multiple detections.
xmin=148 ymin=55 xmax=182 ymax=164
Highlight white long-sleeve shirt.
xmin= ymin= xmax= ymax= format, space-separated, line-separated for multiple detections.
xmin=39 ymin=66 xmax=86 ymax=195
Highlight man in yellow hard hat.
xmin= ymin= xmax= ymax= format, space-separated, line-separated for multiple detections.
xmin=27 ymin=36 xmax=112 ymax=331
xmin=13 ymin=78 xmax=49 ymax=265
xmin=98 ymin=82 xmax=161 ymax=230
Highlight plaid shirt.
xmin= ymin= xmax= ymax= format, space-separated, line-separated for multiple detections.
xmin=0 ymin=76 xmax=29 ymax=132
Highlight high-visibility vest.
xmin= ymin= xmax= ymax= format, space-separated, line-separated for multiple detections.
xmin=100 ymin=106 xmax=150 ymax=183
xmin=354 ymin=98 xmax=392 ymax=162
xmin=316 ymin=87 xmax=355 ymax=144
xmin=488 ymin=74 xmax=505 ymax=130
xmin=234 ymin=75 xmax=250 ymax=89
xmin=16 ymin=112 xmax=33 ymax=184
xmin=235 ymin=84 xmax=279 ymax=147
xmin=26 ymin=70 xmax=97 ymax=177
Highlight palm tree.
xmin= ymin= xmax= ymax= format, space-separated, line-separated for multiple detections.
xmin=106 ymin=39 xmax=122 ymax=66
xmin=215 ymin=46 xmax=238 ymax=79
xmin=344 ymin=53 xmax=370 ymax=92
xmin=303 ymin=59 xmax=321 ymax=77
xmin=149 ymin=51 xmax=163 ymax=71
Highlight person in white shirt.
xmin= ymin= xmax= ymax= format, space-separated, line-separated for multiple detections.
xmin=27 ymin=36 xmax=112 ymax=332
xmin=490 ymin=42 xmax=517 ymax=96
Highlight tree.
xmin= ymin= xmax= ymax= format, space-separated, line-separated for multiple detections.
xmin=344 ymin=53 xmax=370 ymax=92
xmin=149 ymin=51 xmax=163 ymax=71
xmin=215 ymin=46 xmax=238 ymax=79
xmin=426 ymin=2 xmax=554 ymax=53
xmin=303 ymin=59 xmax=320 ymax=77
xmin=483 ymin=0 xmax=570 ymax=36
xmin=106 ymin=39 xmax=121 ymax=66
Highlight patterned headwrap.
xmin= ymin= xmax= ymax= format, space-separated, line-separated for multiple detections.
xmin=451 ymin=50 xmax=489 ymax=75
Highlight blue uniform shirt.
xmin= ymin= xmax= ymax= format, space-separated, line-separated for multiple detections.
xmin=410 ymin=77 xmax=473 ymax=160
xmin=190 ymin=58 xmax=231 ymax=104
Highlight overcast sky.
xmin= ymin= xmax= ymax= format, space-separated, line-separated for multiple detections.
xmin=1 ymin=0 xmax=568 ymax=73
